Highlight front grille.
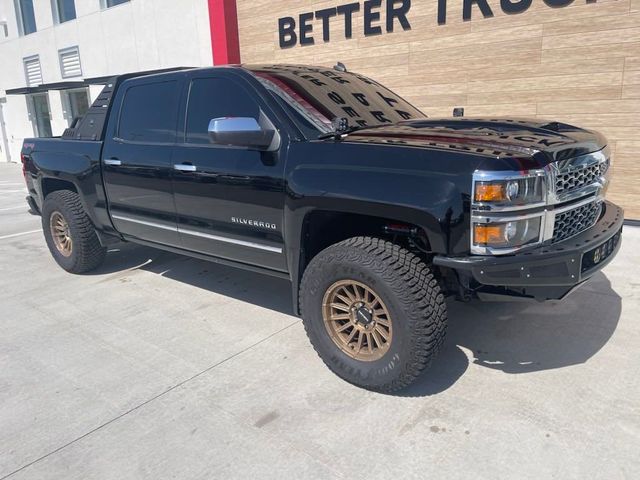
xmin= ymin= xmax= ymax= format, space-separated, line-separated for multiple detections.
xmin=552 ymin=201 xmax=602 ymax=243
xmin=556 ymin=161 xmax=608 ymax=196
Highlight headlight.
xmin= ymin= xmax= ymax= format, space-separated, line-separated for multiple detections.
xmin=471 ymin=169 xmax=548 ymax=255
xmin=473 ymin=174 xmax=545 ymax=206
xmin=473 ymin=217 xmax=542 ymax=250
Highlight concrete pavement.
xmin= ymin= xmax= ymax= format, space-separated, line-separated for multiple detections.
xmin=0 ymin=162 xmax=638 ymax=479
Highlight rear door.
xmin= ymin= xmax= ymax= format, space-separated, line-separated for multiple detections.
xmin=102 ymin=76 xmax=184 ymax=246
xmin=172 ymin=72 xmax=287 ymax=272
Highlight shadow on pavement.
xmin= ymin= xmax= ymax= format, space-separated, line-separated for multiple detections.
xmin=94 ymin=243 xmax=295 ymax=316
xmin=401 ymin=272 xmax=621 ymax=396
xmin=95 ymin=244 xmax=622 ymax=397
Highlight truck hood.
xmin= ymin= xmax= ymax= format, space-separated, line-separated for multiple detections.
xmin=344 ymin=118 xmax=607 ymax=163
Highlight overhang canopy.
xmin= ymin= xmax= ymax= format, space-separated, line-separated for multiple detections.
xmin=5 ymin=81 xmax=88 ymax=95
xmin=5 ymin=67 xmax=194 ymax=95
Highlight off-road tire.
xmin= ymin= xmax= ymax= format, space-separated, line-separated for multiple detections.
xmin=42 ymin=190 xmax=106 ymax=273
xmin=300 ymin=236 xmax=447 ymax=392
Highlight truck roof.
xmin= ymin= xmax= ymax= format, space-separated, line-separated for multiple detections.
xmin=64 ymin=67 xmax=196 ymax=141
xmin=64 ymin=64 xmax=345 ymax=142
xmin=100 ymin=64 xmax=344 ymax=85
xmin=67 ymin=66 xmax=217 ymax=141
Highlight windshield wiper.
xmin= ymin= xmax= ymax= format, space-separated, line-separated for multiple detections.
xmin=317 ymin=125 xmax=369 ymax=140
xmin=317 ymin=118 xmax=385 ymax=141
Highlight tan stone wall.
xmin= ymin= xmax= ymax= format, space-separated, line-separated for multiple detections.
xmin=237 ymin=0 xmax=640 ymax=218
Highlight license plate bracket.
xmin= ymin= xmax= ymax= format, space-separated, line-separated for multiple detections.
xmin=581 ymin=228 xmax=622 ymax=273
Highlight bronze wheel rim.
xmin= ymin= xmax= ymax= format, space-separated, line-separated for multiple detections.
xmin=50 ymin=211 xmax=72 ymax=257
xmin=322 ymin=280 xmax=393 ymax=362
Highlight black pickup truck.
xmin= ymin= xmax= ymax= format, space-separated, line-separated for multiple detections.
xmin=21 ymin=64 xmax=623 ymax=392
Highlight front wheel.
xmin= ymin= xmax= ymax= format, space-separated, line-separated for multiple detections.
xmin=299 ymin=237 xmax=447 ymax=393
xmin=41 ymin=190 xmax=106 ymax=273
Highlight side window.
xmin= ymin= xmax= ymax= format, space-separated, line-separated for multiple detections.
xmin=118 ymin=81 xmax=179 ymax=143
xmin=185 ymin=77 xmax=260 ymax=144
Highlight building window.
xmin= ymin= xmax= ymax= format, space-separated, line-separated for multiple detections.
xmin=27 ymin=93 xmax=53 ymax=138
xmin=59 ymin=46 xmax=82 ymax=78
xmin=52 ymin=0 xmax=76 ymax=24
xmin=23 ymin=55 xmax=43 ymax=87
xmin=14 ymin=0 xmax=37 ymax=36
xmin=101 ymin=0 xmax=130 ymax=9
xmin=61 ymin=88 xmax=90 ymax=126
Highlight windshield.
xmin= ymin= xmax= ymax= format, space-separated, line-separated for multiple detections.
xmin=245 ymin=65 xmax=425 ymax=136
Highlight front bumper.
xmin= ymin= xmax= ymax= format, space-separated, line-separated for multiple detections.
xmin=434 ymin=201 xmax=624 ymax=300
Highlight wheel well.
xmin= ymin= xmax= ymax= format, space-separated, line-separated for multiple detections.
xmin=300 ymin=211 xmax=432 ymax=273
xmin=42 ymin=178 xmax=77 ymax=199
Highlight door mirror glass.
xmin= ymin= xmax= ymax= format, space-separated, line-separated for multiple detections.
xmin=208 ymin=117 xmax=275 ymax=150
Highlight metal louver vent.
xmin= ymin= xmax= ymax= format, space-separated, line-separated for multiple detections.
xmin=59 ymin=47 xmax=82 ymax=78
xmin=23 ymin=55 xmax=42 ymax=86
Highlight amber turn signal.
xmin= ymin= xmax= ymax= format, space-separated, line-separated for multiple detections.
xmin=474 ymin=183 xmax=506 ymax=202
xmin=474 ymin=224 xmax=507 ymax=246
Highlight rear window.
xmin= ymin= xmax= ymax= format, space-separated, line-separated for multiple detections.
xmin=118 ymin=81 xmax=179 ymax=143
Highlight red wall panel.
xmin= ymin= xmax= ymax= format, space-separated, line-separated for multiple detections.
xmin=208 ymin=0 xmax=240 ymax=65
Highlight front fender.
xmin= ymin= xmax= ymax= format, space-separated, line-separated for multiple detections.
xmin=282 ymin=141 xmax=483 ymax=315
xmin=283 ymin=141 xmax=477 ymax=256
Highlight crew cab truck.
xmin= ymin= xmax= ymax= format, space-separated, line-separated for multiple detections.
xmin=21 ymin=65 xmax=623 ymax=392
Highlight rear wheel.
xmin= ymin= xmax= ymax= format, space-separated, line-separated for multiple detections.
xmin=300 ymin=236 xmax=447 ymax=393
xmin=42 ymin=190 xmax=106 ymax=273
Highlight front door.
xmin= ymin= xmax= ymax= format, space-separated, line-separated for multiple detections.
xmin=102 ymin=77 xmax=183 ymax=246
xmin=172 ymin=74 xmax=287 ymax=272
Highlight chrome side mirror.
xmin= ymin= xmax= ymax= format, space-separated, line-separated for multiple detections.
xmin=207 ymin=117 xmax=276 ymax=150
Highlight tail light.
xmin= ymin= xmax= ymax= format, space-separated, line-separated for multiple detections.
xmin=20 ymin=153 xmax=28 ymax=180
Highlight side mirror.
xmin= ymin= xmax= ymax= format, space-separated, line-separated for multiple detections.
xmin=208 ymin=117 xmax=276 ymax=150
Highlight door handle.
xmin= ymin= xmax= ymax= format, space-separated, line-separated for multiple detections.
xmin=104 ymin=158 xmax=122 ymax=166
xmin=174 ymin=164 xmax=197 ymax=172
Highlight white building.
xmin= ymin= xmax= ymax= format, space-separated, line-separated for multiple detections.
xmin=0 ymin=0 xmax=213 ymax=163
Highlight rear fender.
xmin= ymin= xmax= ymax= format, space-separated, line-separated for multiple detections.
xmin=31 ymin=146 xmax=116 ymax=237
